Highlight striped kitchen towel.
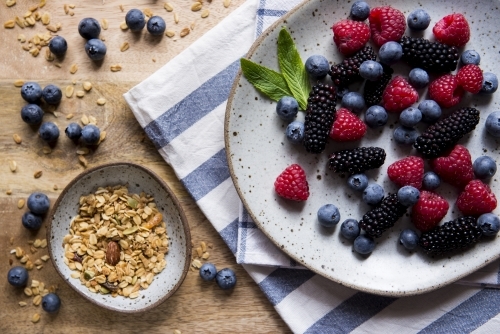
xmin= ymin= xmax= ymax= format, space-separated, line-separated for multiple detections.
xmin=124 ymin=0 xmax=500 ymax=332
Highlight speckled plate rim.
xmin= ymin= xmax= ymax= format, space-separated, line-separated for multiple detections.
xmin=46 ymin=162 xmax=192 ymax=313
xmin=224 ymin=0 xmax=500 ymax=297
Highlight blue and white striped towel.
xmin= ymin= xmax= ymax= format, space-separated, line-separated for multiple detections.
xmin=124 ymin=0 xmax=500 ymax=332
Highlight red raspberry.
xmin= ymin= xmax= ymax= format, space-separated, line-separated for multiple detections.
xmin=332 ymin=19 xmax=371 ymax=56
xmin=274 ymin=164 xmax=309 ymax=201
xmin=382 ymin=76 xmax=419 ymax=113
xmin=387 ymin=156 xmax=424 ymax=189
xmin=433 ymin=13 xmax=470 ymax=48
xmin=329 ymin=108 xmax=366 ymax=142
xmin=456 ymin=64 xmax=483 ymax=94
xmin=411 ymin=191 xmax=449 ymax=232
xmin=430 ymin=145 xmax=474 ymax=189
xmin=428 ymin=74 xmax=465 ymax=108
xmin=368 ymin=6 xmax=406 ymax=47
xmin=456 ymin=180 xmax=497 ymax=216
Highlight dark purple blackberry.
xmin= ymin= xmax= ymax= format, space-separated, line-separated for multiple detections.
xmin=303 ymin=83 xmax=336 ymax=154
xmin=399 ymin=36 xmax=459 ymax=73
xmin=419 ymin=216 xmax=482 ymax=255
xmin=328 ymin=46 xmax=377 ymax=87
xmin=363 ymin=65 xmax=393 ymax=106
xmin=328 ymin=147 xmax=386 ymax=175
xmin=359 ymin=194 xmax=407 ymax=238
xmin=414 ymin=107 xmax=480 ymax=158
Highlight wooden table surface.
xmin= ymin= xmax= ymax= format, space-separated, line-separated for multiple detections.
xmin=0 ymin=1 xmax=291 ymax=332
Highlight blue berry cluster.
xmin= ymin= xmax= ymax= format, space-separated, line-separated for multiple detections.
xmin=126 ymin=9 xmax=166 ymax=36
xmin=199 ymin=262 xmax=237 ymax=290
xmin=22 ymin=192 xmax=50 ymax=231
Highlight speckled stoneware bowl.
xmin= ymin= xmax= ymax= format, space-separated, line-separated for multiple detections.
xmin=47 ymin=163 xmax=191 ymax=312
xmin=225 ymin=0 xmax=500 ymax=296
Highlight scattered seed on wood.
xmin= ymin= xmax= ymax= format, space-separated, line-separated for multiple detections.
xmin=9 ymin=237 xmax=14 ymax=245
xmin=65 ymin=85 xmax=74 ymax=97
xmin=4 ymin=20 xmax=15 ymax=29
xmin=15 ymin=16 xmax=25 ymax=28
xmin=223 ymin=0 xmax=231 ymax=7
xmin=29 ymin=4 xmax=38 ymax=11
xmin=83 ymin=81 xmax=92 ymax=91
xmin=9 ymin=160 xmax=17 ymax=172
xmin=78 ymin=155 xmax=88 ymax=168
xmin=96 ymin=98 xmax=106 ymax=105
xmin=14 ymin=80 xmax=24 ymax=87
xmin=120 ymin=21 xmax=128 ymax=30
xmin=165 ymin=30 xmax=175 ymax=37
xmin=45 ymin=49 xmax=54 ymax=61
xmin=53 ymin=184 xmax=58 ymax=191
xmin=66 ymin=113 xmax=74 ymax=119
xmin=110 ymin=64 xmax=122 ymax=72
xmin=88 ymin=116 xmax=97 ymax=125
xmin=68 ymin=4 xmax=75 ymax=9
xmin=164 ymin=2 xmax=173 ymax=11
xmin=99 ymin=130 xmax=107 ymax=143
xmin=29 ymin=47 xmax=40 ymax=57
xmin=81 ymin=114 xmax=89 ymax=125
xmin=190 ymin=22 xmax=195 ymax=30
xmin=76 ymin=90 xmax=84 ymax=98
xmin=40 ymin=239 xmax=47 ymax=248
xmin=34 ymin=12 xmax=41 ymax=21
xmin=46 ymin=24 xmax=57 ymax=32
xmin=6 ymin=189 xmax=12 ymax=195
xmin=174 ymin=12 xmax=179 ymax=24
xmin=6 ymin=0 xmax=16 ymax=7
xmin=25 ymin=16 xmax=36 ymax=26
xmin=201 ymin=9 xmax=209 ymax=18
xmin=143 ymin=8 xmax=153 ymax=17
xmin=31 ymin=313 xmax=40 ymax=323
xmin=63 ymin=4 xmax=69 ymax=14
xmin=119 ymin=4 xmax=124 ymax=11
xmin=24 ymin=11 xmax=32 ymax=18
xmin=42 ymin=146 xmax=52 ymax=154
xmin=18 ymin=199 xmax=25 ymax=209
xmin=41 ymin=12 xmax=50 ymax=25
xmin=76 ymin=147 xmax=89 ymax=155
xmin=191 ymin=2 xmax=202 ymax=11
xmin=101 ymin=18 xmax=108 ymax=30
xmin=34 ymin=170 xmax=43 ymax=178
xmin=70 ymin=64 xmax=78 ymax=74
xmin=19 ymin=301 xmax=27 ymax=307
xmin=13 ymin=133 xmax=22 ymax=143
xmin=180 ymin=27 xmax=190 ymax=37
xmin=120 ymin=42 xmax=129 ymax=52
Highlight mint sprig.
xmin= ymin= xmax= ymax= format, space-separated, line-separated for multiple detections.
xmin=240 ymin=27 xmax=311 ymax=110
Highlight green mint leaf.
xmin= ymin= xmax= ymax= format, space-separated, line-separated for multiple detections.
xmin=277 ymin=27 xmax=310 ymax=110
xmin=240 ymin=58 xmax=294 ymax=102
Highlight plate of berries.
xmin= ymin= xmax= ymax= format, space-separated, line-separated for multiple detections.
xmin=225 ymin=0 xmax=500 ymax=296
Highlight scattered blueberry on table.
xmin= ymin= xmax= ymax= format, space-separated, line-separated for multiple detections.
xmin=285 ymin=120 xmax=305 ymax=144
xmin=305 ymin=55 xmax=330 ymax=79
xmin=215 ymin=268 xmax=237 ymax=290
xmin=362 ymin=183 xmax=384 ymax=206
xmin=41 ymin=84 xmax=62 ymax=105
xmin=48 ymin=36 xmax=68 ymax=56
xmin=39 ymin=122 xmax=60 ymax=143
xmin=460 ymin=50 xmax=481 ymax=66
xmin=480 ymin=72 xmax=499 ymax=95
xmin=359 ymin=60 xmax=383 ymax=81
xmin=65 ymin=122 xmax=83 ymax=141
xmin=485 ymin=111 xmax=500 ymax=137
xmin=340 ymin=219 xmax=360 ymax=241
xmin=347 ymin=174 xmax=368 ymax=192
xmin=399 ymin=107 xmax=422 ymax=127
xmin=21 ymin=82 xmax=42 ymax=103
xmin=42 ymin=293 xmax=61 ymax=313
xmin=78 ymin=17 xmax=101 ymax=39
xmin=408 ymin=68 xmax=429 ymax=89
xmin=364 ymin=105 xmax=388 ymax=128
xmin=27 ymin=192 xmax=50 ymax=215
xmin=473 ymin=156 xmax=497 ymax=179
xmin=350 ymin=1 xmax=370 ymax=21
xmin=21 ymin=212 xmax=43 ymax=230
xmin=393 ymin=126 xmax=418 ymax=145
xmin=126 ymin=9 xmax=146 ymax=32
xmin=399 ymin=229 xmax=419 ymax=250
xmin=397 ymin=186 xmax=420 ymax=207
xmin=147 ymin=16 xmax=166 ymax=36
xmin=85 ymin=39 xmax=107 ymax=61
xmin=406 ymin=9 xmax=431 ymax=31
xmin=353 ymin=235 xmax=375 ymax=255
xmin=341 ymin=92 xmax=365 ymax=114
xmin=21 ymin=104 xmax=44 ymax=125
xmin=422 ymin=171 xmax=441 ymax=190
xmin=81 ymin=124 xmax=101 ymax=145
xmin=378 ymin=41 xmax=403 ymax=65
xmin=276 ymin=96 xmax=299 ymax=121
xmin=317 ymin=204 xmax=341 ymax=227
xmin=418 ymin=100 xmax=441 ymax=123
xmin=477 ymin=213 xmax=500 ymax=237
xmin=199 ymin=263 xmax=217 ymax=281
xmin=7 ymin=266 xmax=29 ymax=287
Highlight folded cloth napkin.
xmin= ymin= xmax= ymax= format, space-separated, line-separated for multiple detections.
xmin=124 ymin=0 xmax=500 ymax=332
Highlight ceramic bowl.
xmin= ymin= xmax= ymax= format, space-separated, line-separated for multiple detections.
xmin=47 ymin=162 xmax=191 ymax=313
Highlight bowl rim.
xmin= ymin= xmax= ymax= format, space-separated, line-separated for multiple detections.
xmin=46 ymin=162 xmax=192 ymax=313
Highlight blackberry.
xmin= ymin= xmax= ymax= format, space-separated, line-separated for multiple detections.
xmin=414 ymin=107 xmax=480 ymax=158
xmin=359 ymin=193 xmax=407 ymax=238
xmin=328 ymin=46 xmax=377 ymax=87
xmin=328 ymin=147 xmax=386 ymax=175
xmin=303 ymin=83 xmax=336 ymax=154
xmin=399 ymin=36 xmax=459 ymax=73
xmin=419 ymin=216 xmax=482 ymax=255
xmin=363 ymin=65 xmax=393 ymax=106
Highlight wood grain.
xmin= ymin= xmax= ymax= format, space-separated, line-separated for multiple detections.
xmin=0 ymin=0 xmax=291 ymax=332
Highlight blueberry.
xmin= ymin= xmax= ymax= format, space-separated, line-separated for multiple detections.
xmin=418 ymin=100 xmax=442 ymax=123
xmin=393 ymin=126 xmax=418 ymax=145
xmin=22 ymin=212 xmax=43 ymax=230
xmin=39 ymin=122 xmax=60 ymax=142
xmin=215 ymin=268 xmax=237 ymax=290
xmin=399 ymin=229 xmax=419 ymax=250
xmin=126 ymin=9 xmax=146 ymax=32
xmin=347 ymin=173 xmax=368 ymax=192
xmin=365 ymin=105 xmax=388 ymax=128
xmin=21 ymin=81 xmax=42 ymax=103
xmin=21 ymin=104 xmax=44 ymax=125
xmin=42 ymin=293 xmax=61 ymax=313
xmin=362 ymin=183 xmax=384 ymax=206
xmin=353 ymin=235 xmax=375 ymax=254
xmin=340 ymin=219 xmax=360 ymax=241
xmin=341 ymin=92 xmax=365 ymax=113
xmin=378 ymin=41 xmax=403 ymax=65
xmin=48 ymin=36 xmax=68 ymax=56
xmin=317 ymin=204 xmax=341 ymax=227
xmin=199 ymin=263 xmax=217 ymax=281
xmin=409 ymin=68 xmax=429 ymax=89
xmin=407 ymin=9 xmax=431 ymax=31
xmin=336 ymin=86 xmax=349 ymax=100
xmin=42 ymin=84 xmax=62 ymax=105
xmin=65 ymin=122 xmax=82 ymax=141
xmin=147 ymin=16 xmax=166 ymax=36
xmin=473 ymin=156 xmax=497 ymax=179
xmin=477 ymin=213 xmax=500 ymax=237
xmin=276 ymin=96 xmax=299 ymax=121
xmin=78 ymin=18 xmax=101 ymax=39
xmin=461 ymin=50 xmax=481 ymax=66
xmin=285 ymin=120 xmax=305 ymax=144
xmin=399 ymin=107 xmax=422 ymax=127
xmin=350 ymin=1 xmax=370 ymax=21
xmin=480 ymin=72 xmax=499 ymax=95
xmin=485 ymin=111 xmax=500 ymax=137
xmin=81 ymin=124 xmax=101 ymax=145
xmin=359 ymin=60 xmax=383 ymax=81
xmin=7 ymin=266 xmax=29 ymax=287
xmin=85 ymin=39 xmax=107 ymax=61
xmin=422 ymin=171 xmax=441 ymax=190
xmin=305 ymin=55 xmax=330 ymax=79
xmin=27 ymin=192 xmax=50 ymax=215
xmin=397 ymin=186 xmax=420 ymax=207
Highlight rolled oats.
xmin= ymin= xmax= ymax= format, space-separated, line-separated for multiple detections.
xmin=4 ymin=20 xmax=15 ymax=29
xmin=31 ymin=313 xmax=40 ymax=323
xmin=13 ymin=133 xmax=22 ymax=143
xmin=9 ymin=160 xmax=17 ymax=172
xmin=180 ymin=27 xmax=190 ymax=38
xmin=18 ymin=199 xmax=25 ymax=209
xmin=120 ymin=21 xmax=128 ymax=30
xmin=65 ymin=85 xmax=74 ymax=98
xmin=165 ymin=30 xmax=175 ymax=37
xmin=96 ymin=98 xmax=106 ymax=105
xmin=6 ymin=0 xmax=16 ymax=7
xmin=70 ymin=64 xmax=78 ymax=74
xmin=101 ymin=18 xmax=109 ymax=30
xmin=76 ymin=90 xmax=85 ymax=98
xmin=223 ymin=0 xmax=231 ymax=8
xmin=120 ymin=42 xmax=129 ymax=52
xmin=191 ymin=2 xmax=202 ymax=11
xmin=201 ymin=9 xmax=209 ymax=18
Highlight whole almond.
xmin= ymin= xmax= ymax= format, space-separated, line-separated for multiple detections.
xmin=105 ymin=241 xmax=120 ymax=265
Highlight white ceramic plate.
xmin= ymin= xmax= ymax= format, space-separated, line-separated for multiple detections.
xmin=47 ymin=163 xmax=191 ymax=312
xmin=225 ymin=0 xmax=500 ymax=296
